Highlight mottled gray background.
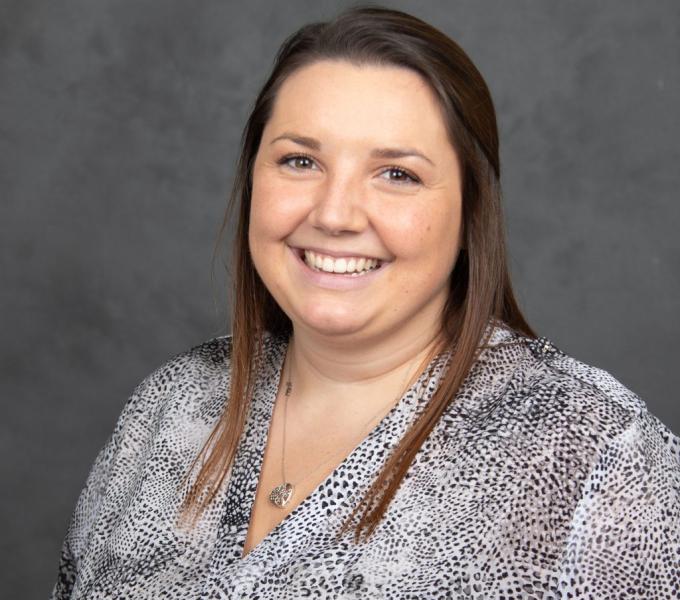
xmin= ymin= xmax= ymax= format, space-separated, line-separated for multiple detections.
xmin=1 ymin=0 xmax=678 ymax=595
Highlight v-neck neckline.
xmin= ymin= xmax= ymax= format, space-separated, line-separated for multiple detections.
xmin=229 ymin=332 xmax=453 ymax=566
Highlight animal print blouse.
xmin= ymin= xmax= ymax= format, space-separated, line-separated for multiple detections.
xmin=50 ymin=322 xmax=680 ymax=599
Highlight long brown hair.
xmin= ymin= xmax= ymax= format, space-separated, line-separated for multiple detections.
xmin=179 ymin=4 xmax=536 ymax=542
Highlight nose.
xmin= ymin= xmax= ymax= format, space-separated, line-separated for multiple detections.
xmin=307 ymin=171 xmax=368 ymax=236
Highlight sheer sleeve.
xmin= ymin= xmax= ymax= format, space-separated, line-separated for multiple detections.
xmin=556 ymin=409 xmax=680 ymax=598
xmin=50 ymin=427 xmax=121 ymax=599
xmin=49 ymin=354 xmax=185 ymax=600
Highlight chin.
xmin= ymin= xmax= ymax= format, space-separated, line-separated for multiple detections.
xmin=294 ymin=305 xmax=367 ymax=337
xmin=301 ymin=315 xmax=365 ymax=336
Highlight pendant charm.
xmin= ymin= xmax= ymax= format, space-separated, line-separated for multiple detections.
xmin=269 ymin=483 xmax=294 ymax=508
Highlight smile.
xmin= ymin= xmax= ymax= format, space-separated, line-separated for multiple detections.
xmin=289 ymin=246 xmax=388 ymax=290
xmin=301 ymin=249 xmax=382 ymax=276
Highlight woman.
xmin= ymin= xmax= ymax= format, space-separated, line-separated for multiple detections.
xmin=51 ymin=6 xmax=679 ymax=599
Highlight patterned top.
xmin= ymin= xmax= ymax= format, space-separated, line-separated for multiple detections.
xmin=51 ymin=323 xmax=680 ymax=599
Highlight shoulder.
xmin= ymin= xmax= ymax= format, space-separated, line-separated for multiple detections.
xmin=126 ymin=330 xmax=289 ymax=417
xmin=406 ymin=325 xmax=679 ymax=595
xmin=525 ymin=335 xmax=645 ymax=415
xmin=127 ymin=334 xmax=233 ymax=403
xmin=434 ymin=323 xmax=679 ymax=508
xmin=470 ymin=325 xmax=679 ymax=472
xmin=520 ymin=335 xmax=679 ymax=468
xmin=516 ymin=333 xmax=647 ymax=437
xmin=163 ymin=330 xmax=288 ymax=383
xmin=111 ymin=334 xmax=234 ymax=433
xmin=140 ymin=329 xmax=283 ymax=387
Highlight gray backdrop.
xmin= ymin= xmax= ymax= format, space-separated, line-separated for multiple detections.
xmin=1 ymin=0 xmax=678 ymax=596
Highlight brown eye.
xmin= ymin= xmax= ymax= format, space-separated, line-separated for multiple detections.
xmin=381 ymin=166 xmax=420 ymax=185
xmin=278 ymin=154 xmax=317 ymax=170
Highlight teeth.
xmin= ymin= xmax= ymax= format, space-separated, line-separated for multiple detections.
xmin=303 ymin=250 xmax=381 ymax=274
xmin=322 ymin=257 xmax=334 ymax=272
xmin=333 ymin=258 xmax=347 ymax=273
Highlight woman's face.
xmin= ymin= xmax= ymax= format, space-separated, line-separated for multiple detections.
xmin=249 ymin=60 xmax=463 ymax=343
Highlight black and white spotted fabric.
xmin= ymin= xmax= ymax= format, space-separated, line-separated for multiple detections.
xmin=51 ymin=322 xmax=680 ymax=598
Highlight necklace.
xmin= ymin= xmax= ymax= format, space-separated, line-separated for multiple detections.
xmin=268 ymin=337 xmax=424 ymax=509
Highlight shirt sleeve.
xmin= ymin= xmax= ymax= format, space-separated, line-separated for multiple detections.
xmin=50 ymin=427 xmax=121 ymax=599
xmin=556 ymin=409 xmax=680 ymax=598
xmin=49 ymin=354 xmax=185 ymax=600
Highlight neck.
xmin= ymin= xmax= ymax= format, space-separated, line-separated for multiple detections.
xmin=284 ymin=316 xmax=445 ymax=417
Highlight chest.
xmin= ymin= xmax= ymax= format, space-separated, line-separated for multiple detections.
xmin=241 ymin=396 xmax=379 ymax=556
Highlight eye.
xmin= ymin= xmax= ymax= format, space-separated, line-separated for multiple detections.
xmin=276 ymin=153 xmax=421 ymax=186
xmin=380 ymin=166 xmax=421 ymax=186
xmin=277 ymin=153 xmax=318 ymax=171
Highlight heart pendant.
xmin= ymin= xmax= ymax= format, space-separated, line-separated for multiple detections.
xmin=269 ymin=483 xmax=294 ymax=508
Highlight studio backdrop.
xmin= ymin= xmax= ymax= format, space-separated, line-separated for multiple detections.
xmin=1 ymin=1 xmax=678 ymax=597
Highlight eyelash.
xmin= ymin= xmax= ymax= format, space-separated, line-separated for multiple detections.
xmin=276 ymin=153 xmax=422 ymax=186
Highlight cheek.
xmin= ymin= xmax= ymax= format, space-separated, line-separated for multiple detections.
xmin=250 ymin=173 xmax=297 ymax=239
xmin=249 ymin=174 xmax=282 ymax=270
xmin=379 ymin=200 xmax=462 ymax=267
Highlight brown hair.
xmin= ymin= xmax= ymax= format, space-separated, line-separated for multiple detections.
xmin=179 ymin=4 xmax=536 ymax=542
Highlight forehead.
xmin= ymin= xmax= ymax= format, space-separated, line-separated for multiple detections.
xmin=266 ymin=60 xmax=451 ymax=152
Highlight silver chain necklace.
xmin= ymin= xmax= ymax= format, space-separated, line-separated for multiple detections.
xmin=268 ymin=337 xmax=423 ymax=508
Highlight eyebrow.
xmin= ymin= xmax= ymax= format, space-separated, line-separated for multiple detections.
xmin=270 ymin=132 xmax=435 ymax=166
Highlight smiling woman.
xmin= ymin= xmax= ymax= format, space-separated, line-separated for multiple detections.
xmin=50 ymin=5 xmax=679 ymax=599
xmin=250 ymin=60 xmax=463 ymax=341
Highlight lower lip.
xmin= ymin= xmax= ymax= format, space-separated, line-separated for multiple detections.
xmin=289 ymin=246 xmax=389 ymax=290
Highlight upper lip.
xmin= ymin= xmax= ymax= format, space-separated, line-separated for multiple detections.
xmin=291 ymin=245 xmax=389 ymax=261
